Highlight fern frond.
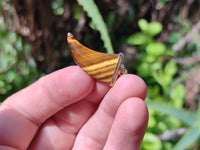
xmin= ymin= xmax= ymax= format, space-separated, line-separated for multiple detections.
xmin=146 ymin=100 xmax=196 ymax=126
xmin=77 ymin=0 xmax=114 ymax=54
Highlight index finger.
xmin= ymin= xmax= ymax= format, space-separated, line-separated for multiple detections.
xmin=2 ymin=66 xmax=95 ymax=124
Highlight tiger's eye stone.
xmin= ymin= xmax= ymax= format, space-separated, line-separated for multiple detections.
xmin=67 ymin=33 xmax=127 ymax=85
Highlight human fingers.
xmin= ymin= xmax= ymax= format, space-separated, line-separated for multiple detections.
xmin=29 ymin=81 xmax=110 ymax=150
xmin=72 ymin=74 xmax=147 ymax=149
xmin=0 ymin=66 xmax=94 ymax=150
xmin=103 ymin=98 xmax=148 ymax=150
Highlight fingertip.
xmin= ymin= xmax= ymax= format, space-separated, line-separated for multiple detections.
xmin=115 ymin=74 xmax=147 ymax=100
xmin=118 ymin=97 xmax=149 ymax=131
xmin=104 ymin=97 xmax=148 ymax=150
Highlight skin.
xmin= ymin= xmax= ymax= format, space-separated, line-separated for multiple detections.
xmin=0 ymin=66 xmax=148 ymax=150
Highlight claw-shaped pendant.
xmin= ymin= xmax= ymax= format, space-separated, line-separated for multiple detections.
xmin=67 ymin=33 xmax=127 ymax=86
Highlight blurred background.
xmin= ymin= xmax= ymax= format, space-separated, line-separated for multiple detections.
xmin=0 ymin=0 xmax=200 ymax=149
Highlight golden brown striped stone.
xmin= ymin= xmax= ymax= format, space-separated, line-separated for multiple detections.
xmin=67 ymin=33 xmax=127 ymax=85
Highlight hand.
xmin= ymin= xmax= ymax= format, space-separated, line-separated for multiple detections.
xmin=0 ymin=66 xmax=148 ymax=150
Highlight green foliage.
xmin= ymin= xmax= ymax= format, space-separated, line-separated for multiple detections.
xmin=141 ymin=133 xmax=162 ymax=150
xmin=147 ymin=100 xmax=200 ymax=150
xmin=72 ymin=4 xmax=83 ymax=20
xmin=0 ymin=18 xmax=37 ymax=101
xmin=173 ymin=123 xmax=200 ymax=150
xmin=127 ymin=19 xmax=177 ymax=95
xmin=127 ymin=19 xmax=200 ymax=150
xmin=146 ymin=43 xmax=166 ymax=57
xmin=167 ymin=32 xmax=182 ymax=44
xmin=130 ymin=19 xmax=200 ymax=149
xmin=127 ymin=32 xmax=152 ymax=45
xmin=51 ymin=0 xmax=64 ymax=15
xmin=127 ymin=19 xmax=162 ymax=46
xmin=77 ymin=0 xmax=114 ymax=53
xmin=157 ymin=0 xmax=172 ymax=8
xmin=138 ymin=19 xmax=163 ymax=36
xmin=146 ymin=100 xmax=195 ymax=126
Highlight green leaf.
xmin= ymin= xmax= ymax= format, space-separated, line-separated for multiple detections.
xmin=73 ymin=4 xmax=82 ymax=19
xmin=77 ymin=0 xmax=114 ymax=53
xmin=147 ymin=22 xmax=163 ymax=36
xmin=157 ymin=0 xmax=171 ymax=8
xmin=150 ymin=62 xmax=162 ymax=72
xmin=144 ymin=55 xmax=157 ymax=62
xmin=168 ymin=32 xmax=182 ymax=44
xmin=148 ymin=108 xmax=157 ymax=128
xmin=138 ymin=19 xmax=149 ymax=32
xmin=170 ymin=84 xmax=185 ymax=108
xmin=165 ymin=116 xmax=182 ymax=128
xmin=51 ymin=0 xmax=64 ymax=15
xmin=157 ymin=121 xmax=168 ymax=132
xmin=148 ymin=85 xmax=161 ymax=98
xmin=146 ymin=43 xmax=166 ymax=56
xmin=196 ymin=106 xmax=200 ymax=122
xmin=127 ymin=32 xmax=152 ymax=45
xmin=173 ymin=123 xmax=200 ymax=150
xmin=138 ymin=19 xmax=163 ymax=36
xmin=153 ymin=71 xmax=172 ymax=93
xmin=137 ymin=63 xmax=150 ymax=77
xmin=163 ymin=142 xmax=173 ymax=150
xmin=146 ymin=100 xmax=196 ymax=126
xmin=141 ymin=133 xmax=162 ymax=150
xmin=186 ymin=42 xmax=197 ymax=52
xmin=170 ymin=84 xmax=185 ymax=100
xmin=164 ymin=61 xmax=177 ymax=76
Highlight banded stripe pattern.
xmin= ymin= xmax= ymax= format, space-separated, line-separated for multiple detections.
xmin=82 ymin=58 xmax=118 ymax=83
xmin=67 ymin=33 xmax=119 ymax=84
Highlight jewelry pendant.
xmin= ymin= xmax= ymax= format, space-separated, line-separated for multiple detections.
xmin=67 ymin=33 xmax=127 ymax=86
